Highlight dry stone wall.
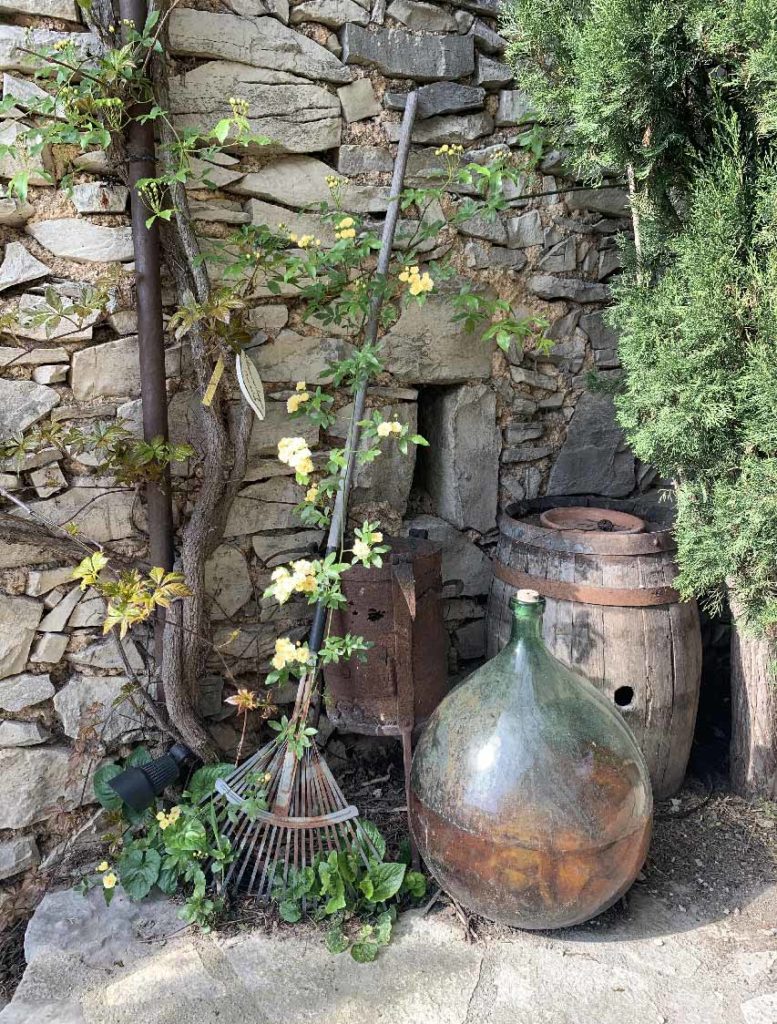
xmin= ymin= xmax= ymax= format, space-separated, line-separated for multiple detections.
xmin=0 ymin=0 xmax=654 ymax=890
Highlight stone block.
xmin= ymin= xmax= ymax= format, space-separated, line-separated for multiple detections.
xmin=247 ymin=330 xmax=354 ymax=383
xmin=32 ymin=364 xmax=67 ymax=384
xmin=341 ymin=24 xmax=474 ymax=81
xmin=332 ymin=400 xmax=418 ymax=515
xmin=29 ymin=632 xmax=68 ymax=664
xmin=547 ymin=391 xmax=635 ymax=497
xmin=0 ymin=835 xmax=39 ymax=880
xmin=54 ymin=674 xmax=140 ymax=745
xmin=26 ymin=567 xmax=74 ymax=596
xmin=0 ymin=241 xmax=50 ymax=292
xmin=0 ymin=378 xmax=59 ymax=435
xmin=509 ymin=365 xmax=556 ymax=390
xmin=0 ymin=746 xmax=94 ymax=828
xmin=528 ymin=274 xmax=610 ymax=303
xmin=502 ymin=463 xmax=542 ymax=502
xmin=0 ymin=594 xmax=42 ymax=680
xmin=419 ymin=384 xmax=498 ymax=533
xmin=252 ymin=529 xmax=324 ymax=567
xmin=403 ymin=515 xmax=492 ymax=597
xmin=475 ymin=55 xmax=512 ymax=88
xmin=67 ymin=638 xmax=143 ymax=675
xmin=0 ymin=720 xmax=49 ymax=746
xmin=0 ymin=27 xmax=102 ymax=75
xmin=71 ymin=336 xmax=178 ymax=401
xmin=507 ymin=210 xmax=543 ymax=248
xmin=26 ymin=219 xmax=134 ymax=263
xmin=458 ymin=210 xmax=507 ymax=245
xmin=168 ymin=9 xmax=351 ymax=83
xmin=381 ymin=283 xmax=492 ymax=384
xmin=495 ymin=90 xmax=535 ymax=126
xmin=385 ymin=82 xmax=485 ymax=119
xmin=504 ymin=423 xmax=544 ymax=444
xmin=0 ymin=119 xmax=53 ymax=187
xmin=337 ymin=145 xmax=393 ymax=175
xmin=566 ymin=187 xmax=630 ymax=218
xmin=71 ymin=182 xmax=129 ymax=214
xmin=538 ymin=237 xmax=576 ymax=273
xmin=20 ymin=488 xmax=136 ymax=543
xmin=453 ymin=618 xmax=485 ymax=660
xmin=204 ymin=545 xmax=253 ymax=619
xmin=168 ymin=61 xmax=342 ymax=154
xmin=386 ymin=0 xmax=458 ymax=32
xmin=38 ymin=585 xmax=81 ymax=631
xmin=337 ymin=78 xmax=380 ymax=122
xmin=0 ymin=0 xmax=77 ymax=18
xmin=0 ymin=196 xmax=33 ymax=225
xmin=29 ymin=463 xmax=66 ymax=498
xmin=469 ymin=19 xmax=506 ymax=54
xmin=0 ymin=672 xmax=54 ymax=712
xmin=386 ymin=111 xmax=493 ymax=145
xmin=225 ymin=476 xmax=302 ymax=535
xmin=580 ymin=310 xmax=618 ymax=352
xmin=501 ymin=444 xmax=554 ymax=463
xmin=290 ymin=0 xmax=369 ymax=26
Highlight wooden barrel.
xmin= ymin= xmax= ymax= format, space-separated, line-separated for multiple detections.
xmin=486 ymin=498 xmax=702 ymax=799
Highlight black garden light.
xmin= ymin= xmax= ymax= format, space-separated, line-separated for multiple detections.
xmin=108 ymin=743 xmax=198 ymax=812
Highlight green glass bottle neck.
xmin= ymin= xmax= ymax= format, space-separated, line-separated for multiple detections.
xmin=509 ymin=600 xmax=544 ymax=643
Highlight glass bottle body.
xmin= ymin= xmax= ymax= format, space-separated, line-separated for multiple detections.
xmin=409 ymin=596 xmax=653 ymax=929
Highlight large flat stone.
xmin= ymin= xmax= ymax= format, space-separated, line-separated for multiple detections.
xmin=19 ymin=488 xmax=137 ymax=543
xmin=0 ymin=746 xmax=94 ymax=828
xmin=70 ymin=336 xmax=143 ymax=401
xmin=528 ymin=274 xmax=610 ymax=303
xmin=567 ymin=186 xmax=630 ymax=218
xmin=225 ymin=476 xmax=302 ymax=535
xmin=0 ymin=0 xmax=78 ymax=18
xmin=168 ymin=10 xmax=350 ymax=83
xmin=204 ymin=544 xmax=253 ymax=619
xmin=26 ymin=219 xmax=134 ymax=263
xmin=419 ymin=383 xmax=498 ymax=533
xmin=0 ymin=377 xmax=59 ymax=434
xmin=290 ymin=0 xmax=369 ymax=26
xmin=332 ymin=400 xmax=417 ymax=514
xmin=0 ymin=835 xmax=39 ymax=880
xmin=0 ymin=27 xmax=102 ymax=74
xmin=169 ymin=62 xmax=342 ymax=154
xmin=0 ymin=671 xmax=54 ymax=711
xmin=341 ymin=24 xmax=474 ymax=81
xmin=547 ymin=390 xmax=635 ymax=497
xmin=385 ymin=82 xmax=485 ymax=119
xmin=0 ymin=594 xmax=42 ymax=680
xmin=0 ymin=241 xmax=50 ymax=292
xmin=230 ymin=155 xmax=390 ymax=212
xmin=0 ymin=720 xmax=49 ymax=746
xmin=54 ymin=673 xmax=140 ymax=746
xmin=386 ymin=0 xmax=459 ymax=32
xmin=247 ymin=330 xmax=354 ymax=383
xmin=403 ymin=514 xmax=492 ymax=596
xmin=381 ymin=285 xmax=492 ymax=384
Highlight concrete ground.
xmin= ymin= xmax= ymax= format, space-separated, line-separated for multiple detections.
xmin=1 ymin=874 xmax=776 ymax=1024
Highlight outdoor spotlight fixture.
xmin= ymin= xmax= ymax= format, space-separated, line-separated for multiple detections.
xmin=108 ymin=742 xmax=198 ymax=811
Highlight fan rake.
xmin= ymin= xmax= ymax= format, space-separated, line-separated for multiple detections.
xmin=212 ymin=671 xmax=376 ymax=899
xmin=207 ymin=90 xmax=420 ymax=901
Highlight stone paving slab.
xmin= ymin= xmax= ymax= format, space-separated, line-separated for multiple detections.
xmin=2 ymin=884 xmax=776 ymax=1024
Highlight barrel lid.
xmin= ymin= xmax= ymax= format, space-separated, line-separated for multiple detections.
xmin=540 ymin=507 xmax=646 ymax=534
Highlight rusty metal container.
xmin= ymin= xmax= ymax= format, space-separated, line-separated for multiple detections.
xmin=323 ymin=535 xmax=448 ymax=739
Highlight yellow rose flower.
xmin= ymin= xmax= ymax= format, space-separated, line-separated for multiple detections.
xmin=377 ymin=421 xmax=392 ymax=437
xmin=305 ymin=484 xmax=319 ymax=503
xmin=295 ymin=456 xmax=314 ymax=476
xmin=103 ymin=872 xmax=118 ymax=889
xmin=97 ymin=860 xmax=109 ymax=873
xmin=287 ymin=392 xmax=310 ymax=413
xmin=353 ymin=539 xmax=371 ymax=560
xmin=373 ymin=531 xmax=383 ymax=543
xmin=295 ymin=381 xmax=307 ymax=392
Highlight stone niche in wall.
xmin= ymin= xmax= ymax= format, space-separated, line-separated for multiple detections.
xmin=0 ymin=0 xmax=654 ymax=874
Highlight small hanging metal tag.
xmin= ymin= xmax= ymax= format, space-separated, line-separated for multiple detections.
xmin=236 ymin=348 xmax=265 ymax=420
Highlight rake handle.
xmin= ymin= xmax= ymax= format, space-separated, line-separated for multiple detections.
xmin=308 ymin=89 xmax=420 ymax=662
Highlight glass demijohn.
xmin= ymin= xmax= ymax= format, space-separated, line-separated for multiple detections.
xmin=409 ymin=590 xmax=653 ymax=929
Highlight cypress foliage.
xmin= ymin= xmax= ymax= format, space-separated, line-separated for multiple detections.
xmin=504 ymin=0 xmax=777 ymax=630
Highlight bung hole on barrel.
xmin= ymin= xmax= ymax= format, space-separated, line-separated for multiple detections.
xmin=614 ymin=686 xmax=634 ymax=708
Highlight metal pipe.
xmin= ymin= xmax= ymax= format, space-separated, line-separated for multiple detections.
xmin=120 ymin=0 xmax=174 ymax=580
xmin=308 ymin=91 xmax=419 ymax=657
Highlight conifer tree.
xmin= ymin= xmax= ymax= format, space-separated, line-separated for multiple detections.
xmin=504 ymin=0 xmax=777 ymax=796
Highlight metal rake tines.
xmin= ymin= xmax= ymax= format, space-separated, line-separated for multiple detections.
xmin=210 ymin=741 xmax=377 ymax=901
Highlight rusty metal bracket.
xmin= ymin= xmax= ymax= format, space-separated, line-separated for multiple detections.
xmin=493 ymin=561 xmax=681 ymax=608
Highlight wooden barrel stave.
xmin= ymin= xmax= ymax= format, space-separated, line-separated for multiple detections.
xmin=486 ymin=511 xmax=702 ymax=800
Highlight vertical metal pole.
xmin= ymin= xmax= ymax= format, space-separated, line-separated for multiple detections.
xmin=120 ymin=0 xmax=174 ymax=574
xmin=120 ymin=0 xmax=174 ymax=676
